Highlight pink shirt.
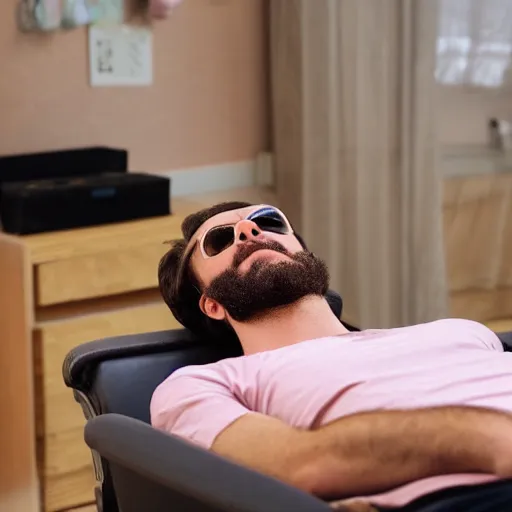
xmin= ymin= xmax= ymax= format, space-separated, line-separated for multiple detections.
xmin=150 ymin=318 xmax=512 ymax=507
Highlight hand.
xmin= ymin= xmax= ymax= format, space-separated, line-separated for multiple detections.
xmin=492 ymin=432 xmax=512 ymax=479
xmin=329 ymin=499 xmax=378 ymax=512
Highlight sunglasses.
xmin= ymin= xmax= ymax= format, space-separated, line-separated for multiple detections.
xmin=196 ymin=205 xmax=294 ymax=259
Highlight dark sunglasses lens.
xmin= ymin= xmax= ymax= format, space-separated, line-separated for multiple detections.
xmin=203 ymin=226 xmax=235 ymax=257
xmin=249 ymin=208 xmax=289 ymax=234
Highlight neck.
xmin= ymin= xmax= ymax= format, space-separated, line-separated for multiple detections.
xmin=232 ymin=295 xmax=350 ymax=355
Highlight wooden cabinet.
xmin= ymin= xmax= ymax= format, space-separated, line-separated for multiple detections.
xmin=0 ymin=214 xmax=187 ymax=512
xmin=443 ymin=173 xmax=512 ymax=322
xmin=0 ymin=185 xmax=275 ymax=512
xmin=36 ymin=303 xmax=180 ymax=511
xmin=34 ymin=243 xmax=169 ymax=306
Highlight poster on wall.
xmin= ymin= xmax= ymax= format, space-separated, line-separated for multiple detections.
xmin=89 ymin=25 xmax=153 ymax=87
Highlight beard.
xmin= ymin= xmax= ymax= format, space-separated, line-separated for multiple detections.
xmin=204 ymin=240 xmax=330 ymax=322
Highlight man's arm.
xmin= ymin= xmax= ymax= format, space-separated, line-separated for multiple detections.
xmin=212 ymin=406 xmax=512 ymax=499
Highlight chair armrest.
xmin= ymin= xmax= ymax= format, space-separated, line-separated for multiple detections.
xmin=63 ymin=328 xmax=241 ymax=393
xmin=497 ymin=331 xmax=512 ymax=351
xmin=85 ymin=413 xmax=331 ymax=512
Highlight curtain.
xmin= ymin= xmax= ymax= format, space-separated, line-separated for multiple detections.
xmin=270 ymin=0 xmax=448 ymax=328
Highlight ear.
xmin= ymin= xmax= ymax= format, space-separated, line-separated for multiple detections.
xmin=199 ymin=294 xmax=227 ymax=321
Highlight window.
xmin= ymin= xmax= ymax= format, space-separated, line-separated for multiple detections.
xmin=436 ymin=0 xmax=512 ymax=87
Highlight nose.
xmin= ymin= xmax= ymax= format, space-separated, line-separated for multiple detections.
xmin=234 ymin=220 xmax=264 ymax=244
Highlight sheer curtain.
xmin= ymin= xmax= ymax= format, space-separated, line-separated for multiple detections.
xmin=270 ymin=0 xmax=448 ymax=328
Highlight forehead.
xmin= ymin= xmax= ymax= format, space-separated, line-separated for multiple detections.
xmin=193 ymin=204 xmax=266 ymax=240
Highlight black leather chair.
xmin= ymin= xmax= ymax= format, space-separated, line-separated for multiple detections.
xmin=62 ymin=289 xmax=512 ymax=512
xmin=63 ymin=290 xmax=351 ymax=512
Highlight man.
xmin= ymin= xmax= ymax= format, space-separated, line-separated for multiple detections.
xmin=151 ymin=201 xmax=512 ymax=511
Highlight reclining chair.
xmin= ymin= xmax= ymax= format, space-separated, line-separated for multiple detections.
xmin=63 ymin=289 xmax=512 ymax=512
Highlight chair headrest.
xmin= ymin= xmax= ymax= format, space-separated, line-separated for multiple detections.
xmin=325 ymin=289 xmax=342 ymax=318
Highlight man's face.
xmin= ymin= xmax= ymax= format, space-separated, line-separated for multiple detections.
xmin=188 ymin=204 xmax=330 ymax=322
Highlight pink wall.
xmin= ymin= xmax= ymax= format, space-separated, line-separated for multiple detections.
xmin=437 ymin=86 xmax=512 ymax=146
xmin=0 ymin=0 xmax=269 ymax=171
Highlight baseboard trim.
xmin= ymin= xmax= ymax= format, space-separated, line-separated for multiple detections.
xmin=155 ymin=160 xmax=257 ymax=197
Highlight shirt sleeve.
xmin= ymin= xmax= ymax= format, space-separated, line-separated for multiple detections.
xmin=464 ymin=319 xmax=504 ymax=352
xmin=150 ymin=365 xmax=252 ymax=450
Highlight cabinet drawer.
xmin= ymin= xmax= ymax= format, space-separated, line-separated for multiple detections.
xmin=35 ymin=243 xmax=169 ymax=306
xmin=35 ymin=302 xmax=181 ymax=512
